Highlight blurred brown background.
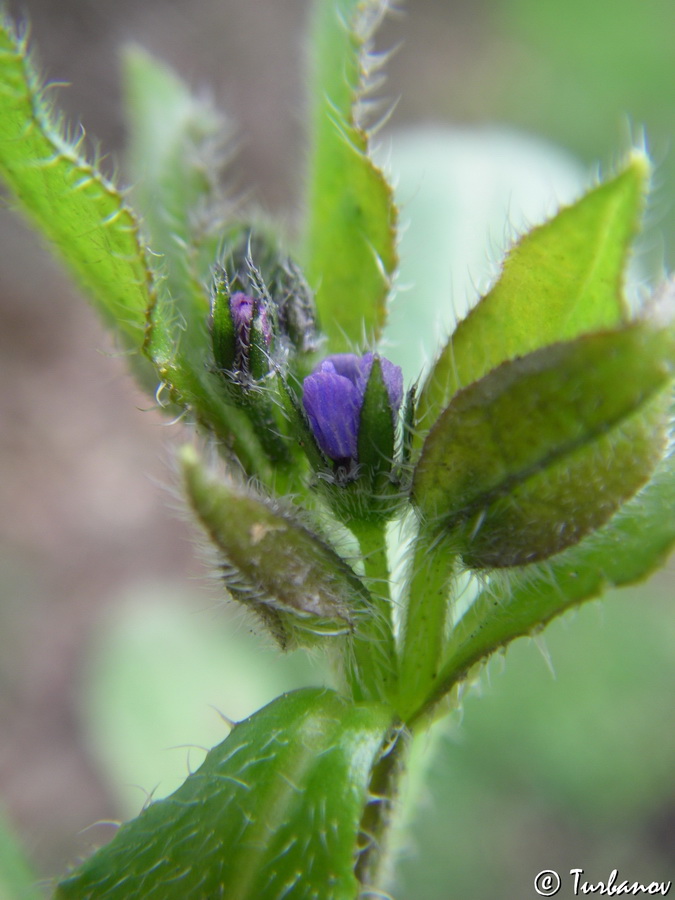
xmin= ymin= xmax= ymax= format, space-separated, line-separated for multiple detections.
xmin=1 ymin=1 xmax=673 ymax=897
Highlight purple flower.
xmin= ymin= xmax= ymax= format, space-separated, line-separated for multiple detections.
xmin=302 ymin=353 xmax=403 ymax=463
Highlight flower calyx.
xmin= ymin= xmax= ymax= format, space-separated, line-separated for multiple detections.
xmin=300 ymin=352 xmax=406 ymax=522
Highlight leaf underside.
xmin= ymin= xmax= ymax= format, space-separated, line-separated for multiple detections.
xmin=413 ymin=324 xmax=674 ymax=561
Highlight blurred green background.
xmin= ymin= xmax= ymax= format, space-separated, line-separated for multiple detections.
xmin=0 ymin=1 xmax=673 ymax=898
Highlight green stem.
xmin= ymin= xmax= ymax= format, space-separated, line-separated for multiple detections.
xmin=397 ymin=527 xmax=458 ymax=721
xmin=347 ymin=521 xmax=398 ymax=704
xmin=355 ymin=722 xmax=410 ymax=890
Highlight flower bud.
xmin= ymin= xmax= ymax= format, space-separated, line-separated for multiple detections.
xmin=211 ymin=269 xmax=272 ymax=383
xmin=299 ymin=353 xmax=405 ymax=524
xmin=219 ymin=224 xmax=319 ymax=359
xmin=302 ymin=353 xmax=403 ymax=469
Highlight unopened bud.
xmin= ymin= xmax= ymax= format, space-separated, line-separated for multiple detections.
xmin=211 ymin=269 xmax=271 ymax=383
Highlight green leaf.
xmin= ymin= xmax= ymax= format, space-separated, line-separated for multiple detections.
xmin=0 ymin=808 xmax=41 ymax=900
xmin=408 ymin=449 xmax=675 ymax=726
xmin=0 ymin=19 xmax=272 ymax=473
xmin=56 ymin=688 xmax=396 ymax=900
xmin=0 ymin=18 xmax=156 ymax=374
xmin=122 ymin=47 xmax=282 ymax=478
xmin=304 ymin=0 xmax=397 ymax=352
xmin=123 ymin=46 xmax=228 ymax=310
xmin=416 ymin=155 xmax=650 ymax=439
xmin=462 ymin=393 xmax=668 ymax=568
xmin=181 ymin=446 xmax=369 ymax=647
xmin=412 ymin=323 xmax=674 ymax=564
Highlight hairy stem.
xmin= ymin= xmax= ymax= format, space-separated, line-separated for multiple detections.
xmin=398 ymin=528 xmax=458 ymax=721
xmin=346 ymin=521 xmax=399 ymax=703
xmin=355 ymin=722 xmax=410 ymax=892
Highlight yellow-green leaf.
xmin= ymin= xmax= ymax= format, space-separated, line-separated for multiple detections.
xmin=416 ymin=155 xmax=650 ymax=439
xmin=0 ymin=18 xmax=156 ymax=364
xmin=304 ymin=0 xmax=397 ymax=352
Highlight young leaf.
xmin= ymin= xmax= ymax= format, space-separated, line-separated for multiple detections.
xmin=412 ymin=323 xmax=674 ymax=564
xmin=123 ymin=47 xmax=282 ymax=473
xmin=416 ymin=156 xmax=650 ymax=438
xmin=181 ymin=446 xmax=369 ymax=647
xmin=461 ymin=395 xmax=668 ymax=568
xmin=406 ymin=449 xmax=675 ymax=726
xmin=304 ymin=0 xmax=398 ymax=352
xmin=0 ymin=809 xmax=42 ymax=900
xmin=123 ymin=46 xmax=229 ymax=308
xmin=0 ymin=16 xmax=271 ymax=473
xmin=0 ymin=18 xmax=156 ymax=373
xmin=55 ymin=688 xmax=396 ymax=900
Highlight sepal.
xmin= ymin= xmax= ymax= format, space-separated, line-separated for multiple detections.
xmin=358 ymin=356 xmax=398 ymax=481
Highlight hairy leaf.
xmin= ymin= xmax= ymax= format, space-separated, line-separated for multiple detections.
xmin=461 ymin=395 xmax=668 ymax=567
xmin=413 ymin=324 xmax=674 ymax=564
xmin=416 ymin=156 xmax=649 ymax=439
xmin=408 ymin=450 xmax=675 ymax=725
xmin=122 ymin=47 xmax=282 ymax=476
xmin=123 ymin=46 xmax=229 ymax=309
xmin=181 ymin=446 xmax=369 ymax=647
xmin=0 ymin=18 xmax=156 ymax=375
xmin=56 ymin=689 xmax=396 ymax=900
xmin=304 ymin=0 xmax=397 ymax=352
xmin=0 ymin=18 xmax=269 ymax=469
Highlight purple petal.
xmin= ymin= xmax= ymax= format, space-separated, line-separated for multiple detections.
xmin=302 ymin=370 xmax=361 ymax=461
xmin=230 ymin=292 xmax=255 ymax=332
xmin=230 ymin=292 xmax=271 ymax=347
xmin=316 ymin=353 xmax=363 ymax=386
xmin=380 ymin=356 xmax=404 ymax=416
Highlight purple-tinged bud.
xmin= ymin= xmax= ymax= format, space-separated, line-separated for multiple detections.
xmin=230 ymin=292 xmax=271 ymax=350
xmin=230 ymin=291 xmax=272 ymax=380
xmin=211 ymin=274 xmax=272 ymax=382
xmin=229 ymin=291 xmax=254 ymax=335
xmin=302 ymin=353 xmax=403 ymax=464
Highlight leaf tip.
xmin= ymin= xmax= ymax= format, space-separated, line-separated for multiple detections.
xmin=626 ymin=147 xmax=651 ymax=182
